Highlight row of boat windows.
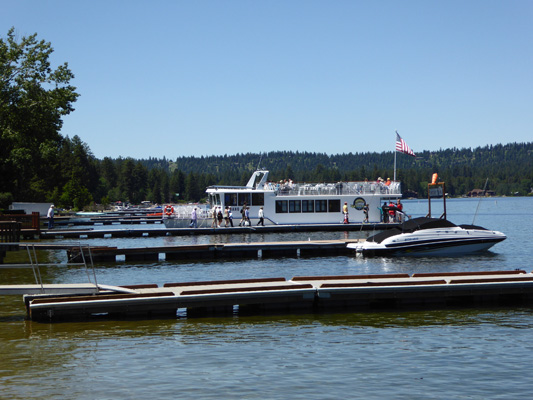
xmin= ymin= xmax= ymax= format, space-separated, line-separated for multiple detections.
xmin=210 ymin=193 xmax=342 ymax=213
xmin=275 ymin=199 xmax=341 ymax=213
xmin=211 ymin=193 xmax=265 ymax=207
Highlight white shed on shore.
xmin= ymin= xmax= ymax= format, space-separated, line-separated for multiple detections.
xmin=9 ymin=202 xmax=53 ymax=216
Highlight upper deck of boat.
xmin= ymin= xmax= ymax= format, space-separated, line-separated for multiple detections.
xmin=207 ymin=180 xmax=401 ymax=196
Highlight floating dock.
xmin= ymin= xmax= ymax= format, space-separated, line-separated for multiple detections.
xmin=20 ymin=270 xmax=533 ymax=322
xmin=65 ymin=239 xmax=361 ymax=262
xmin=39 ymin=222 xmax=397 ymax=239
xmin=1 ymin=240 xmax=361 ymax=263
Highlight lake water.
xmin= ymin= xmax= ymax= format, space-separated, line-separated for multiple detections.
xmin=1 ymin=197 xmax=532 ymax=399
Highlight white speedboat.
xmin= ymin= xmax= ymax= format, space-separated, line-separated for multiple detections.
xmin=347 ymin=216 xmax=506 ymax=256
xmin=163 ymin=169 xmax=402 ymax=228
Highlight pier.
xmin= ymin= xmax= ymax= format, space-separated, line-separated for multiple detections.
xmin=20 ymin=270 xmax=533 ymax=322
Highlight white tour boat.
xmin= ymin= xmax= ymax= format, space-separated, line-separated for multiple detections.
xmin=163 ymin=169 xmax=402 ymax=228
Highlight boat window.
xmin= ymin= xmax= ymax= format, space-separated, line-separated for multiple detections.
xmin=252 ymin=193 xmax=264 ymax=206
xmin=210 ymin=193 xmax=221 ymax=206
xmin=225 ymin=193 xmax=238 ymax=206
xmin=275 ymin=200 xmax=288 ymax=213
xmin=302 ymin=200 xmax=314 ymax=213
xmin=315 ymin=200 xmax=327 ymax=213
xmin=289 ymin=200 xmax=301 ymax=213
xmin=238 ymin=193 xmax=251 ymax=206
xmin=328 ymin=199 xmax=341 ymax=213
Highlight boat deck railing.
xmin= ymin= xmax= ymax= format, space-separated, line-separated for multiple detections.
xmin=207 ymin=181 xmax=401 ymax=196
xmin=275 ymin=181 xmax=401 ymax=196
xmin=164 ymin=205 xmax=210 ymax=220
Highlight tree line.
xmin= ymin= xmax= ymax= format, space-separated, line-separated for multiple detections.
xmin=1 ymin=28 xmax=532 ymax=210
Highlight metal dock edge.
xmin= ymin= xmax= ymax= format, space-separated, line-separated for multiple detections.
xmin=23 ymin=270 xmax=533 ymax=322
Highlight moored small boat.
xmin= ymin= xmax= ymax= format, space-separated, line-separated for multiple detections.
xmin=348 ymin=174 xmax=506 ymax=256
xmin=347 ymin=216 xmax=506 ymax=256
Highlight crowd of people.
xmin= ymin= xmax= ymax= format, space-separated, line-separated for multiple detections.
xmin=206 ymin=203 xmax=266 ymax=228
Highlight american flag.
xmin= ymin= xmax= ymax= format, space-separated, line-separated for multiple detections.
xmin=395 ymin=131 xmax=416 ymax=157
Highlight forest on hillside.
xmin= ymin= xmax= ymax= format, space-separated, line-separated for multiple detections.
xmin=1 ymin=28 xmax=532 ymax=210
xmin=3 ymin=140 xmax=532 ymax=210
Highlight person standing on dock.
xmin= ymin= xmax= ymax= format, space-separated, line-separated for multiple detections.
xmin=190 ymin=207 xmax=198 ymax=228
xmin=47 ymin=204 xmax=55 ymax=229
xmin=239 ymin=202 xmax=247 ymax=226
xmin=228 ymin=207 xmax=234 ymax=227
xmin=217 ymin=207 xmax=223 ymax=227
xmin=363 ymin=204 xmax=369 ymax=223
xmin=395 ymin=200 xmax=404 ymax=223
xmin=257 ymin=207 xmax=264 ymax=226
xmin=343 ymin=202 xmax=349 ymax=224
xmin=224 ymin=206 xmax=230 ymax=227
xmin=212 ymin=206 xmax=218 ymax=228
xmin=244 ymin=206 xmax=250 ymax=226
xmin=382 ymin=202 xmax=389 ymax=223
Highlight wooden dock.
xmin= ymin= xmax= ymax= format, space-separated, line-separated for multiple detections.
xmin=22 ymin=270 xmax=533 ymax=322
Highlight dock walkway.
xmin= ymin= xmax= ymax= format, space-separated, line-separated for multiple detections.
xmin=1 ymin=239 xmax=363 ymax=264
xmin=39 ymin=222 xmax=396 ymax=239
xmin=65 ymin=239 xmax=362 ymax=262
xmin=21 ymin=270 xmax=533 ymax=322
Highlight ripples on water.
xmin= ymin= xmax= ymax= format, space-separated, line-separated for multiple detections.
xmin=1 ymin=197 xmax=533 ymax=399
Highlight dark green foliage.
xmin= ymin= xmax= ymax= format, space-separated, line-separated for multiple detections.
xmin=1 ymin=27 xmax=79 ymax=205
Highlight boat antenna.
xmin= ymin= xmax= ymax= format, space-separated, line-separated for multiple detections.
xmin=256 ymin=153 xmax=263 ymax=170
xmin=472 ymin=178 xmax=489 ymax=225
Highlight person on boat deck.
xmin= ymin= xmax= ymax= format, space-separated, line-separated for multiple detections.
xmin=190 ymin=207 xmax=198 ymax=228
xmin=385 ymin=178 xmax=392 ymax=186
xmin=47 ymin=204 xmax=55 ymax=229
xmin=363 ymin=204 xmax=369 ymax=223
xmin=257 ymin=207 xmax=264 ymax=226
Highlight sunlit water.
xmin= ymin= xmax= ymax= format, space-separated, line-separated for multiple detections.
xmin=1 ymin=197 xmax=532 ymax=399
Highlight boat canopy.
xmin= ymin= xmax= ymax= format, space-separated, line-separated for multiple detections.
xmin=366 ymin=217 xmax=458 ymax=244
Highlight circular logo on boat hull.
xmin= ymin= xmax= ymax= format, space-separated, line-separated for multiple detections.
xmin=352 ymin=197 xmax=366 ymax=210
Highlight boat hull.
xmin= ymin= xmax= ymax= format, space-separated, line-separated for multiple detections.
xmin=356 ymin=237 xmax=505 ymax=257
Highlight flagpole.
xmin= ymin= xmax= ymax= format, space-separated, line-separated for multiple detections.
xmin=393 ymin=131 xmax=398 ymax=182
xmin=394 ymin=149 xmax=397 ymax=182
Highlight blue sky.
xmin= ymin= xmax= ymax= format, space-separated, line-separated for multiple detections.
xmin=3 ymin=1 xmax=532 ymax=159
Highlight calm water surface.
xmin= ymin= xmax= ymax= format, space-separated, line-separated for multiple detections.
xmin=1 ymin=197 xmax=532 ymax=399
